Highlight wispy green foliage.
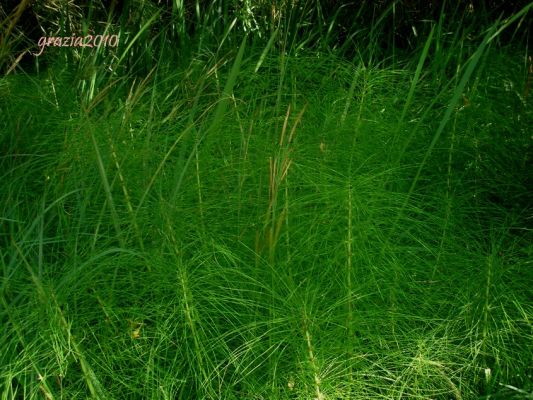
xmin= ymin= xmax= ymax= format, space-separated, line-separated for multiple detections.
xmin=1 ymin=1 xmax=532 ymax=399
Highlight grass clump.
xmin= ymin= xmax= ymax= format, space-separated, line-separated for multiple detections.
xmin=1 ymin=1 xmax=532 ymax=399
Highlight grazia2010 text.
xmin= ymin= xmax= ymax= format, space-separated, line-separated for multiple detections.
xmin=34 ymin=34 xmax=119 ymax=56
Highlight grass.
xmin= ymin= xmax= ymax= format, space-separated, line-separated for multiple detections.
xmin=1 ymin=1 xmax=532 ymax=399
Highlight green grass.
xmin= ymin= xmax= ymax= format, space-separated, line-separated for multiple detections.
xmin=1 ymin=2 xmax=532 ymax=399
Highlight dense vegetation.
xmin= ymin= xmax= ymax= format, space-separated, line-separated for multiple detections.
xmin=1 ymin=1 xmax=532 ymax=398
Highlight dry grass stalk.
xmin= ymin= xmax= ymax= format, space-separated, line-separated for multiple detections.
xmin=263 ymin=103 xmax=307 ymax=261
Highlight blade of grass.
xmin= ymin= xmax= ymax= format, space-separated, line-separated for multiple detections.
xmin=255 ymin=28 xmax=279 ymax=73
xmin=87 ymin=120 xmax=125 ymax=249
xmin=399 ymin=25 xmax=435 ymax=125
xmin=393 ymin=23 xmax=497 ymax=235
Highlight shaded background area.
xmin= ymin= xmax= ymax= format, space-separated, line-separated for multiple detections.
xmin=1 ymin=0 xmax=532 ymax=72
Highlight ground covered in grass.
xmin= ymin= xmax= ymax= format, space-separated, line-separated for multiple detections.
xmin=1 ymin=2 xmax=533 ymax=399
